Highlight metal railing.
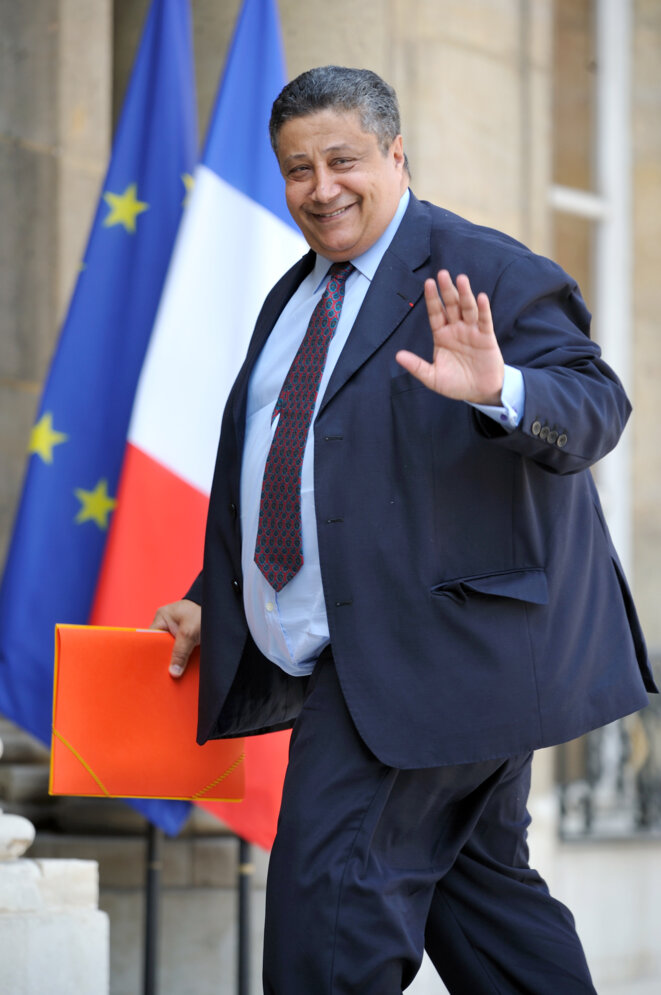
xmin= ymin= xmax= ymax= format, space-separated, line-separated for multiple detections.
xmin=557 ymin=677 xmax=661 ymax=839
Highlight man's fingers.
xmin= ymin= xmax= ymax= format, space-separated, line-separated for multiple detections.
xmin=434 ymin=271 xmax=480 ymax=327
xmin=455 ymin=274 xmax=479 ymax=325
xmin=168 ymin=629 xmax=196 ymax=678
xmin=437 ymin=270 xmax=462 ymax=324
xmin=150 ymin=600 xmax=201 ymax=679
xmin=395 ymin=349 xmax=436 ymax=390
xmin=424 ymin=277 xmax=447 ymax=328
xmin=151 ymin=607 xmax=172 ymax=633
xmin=168 ymin=609 xmax=201 ymax=677
xmin=476 ymin=291 xmax=493 ymax=333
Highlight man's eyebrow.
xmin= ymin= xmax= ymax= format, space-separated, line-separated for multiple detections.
xmin=282 ymin=144 xmax=361 ymax=166
xmin=324 ymin=143 xmax=358 ymax=154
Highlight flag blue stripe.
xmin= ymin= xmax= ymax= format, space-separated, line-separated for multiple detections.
xmin=0 ymin=0 xmax=197 ymax=835
xmin=202 ymin=0 xmax=295 ymax=231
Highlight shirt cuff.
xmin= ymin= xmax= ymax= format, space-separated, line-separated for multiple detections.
xmin=470 ymin=365 xmax=524 ymax=431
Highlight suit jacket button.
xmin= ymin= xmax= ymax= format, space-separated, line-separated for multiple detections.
xmin=557 ymin=433 xmax=568 ymax=448
xmin=547 ymin=429 xmax=558 ymax=444
xmin=531 ymin=420 xmax=542 ymax=436
xmin=232 ymin=579 xmax=241 ymax=595
xmin=539 ymin=425 xmax=549 ymax=440
xmin=229 ymin=502 xmax=238 ymax=519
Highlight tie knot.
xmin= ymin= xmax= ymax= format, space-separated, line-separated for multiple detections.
xmin=328 ymin=261 xmax=354 ymax=285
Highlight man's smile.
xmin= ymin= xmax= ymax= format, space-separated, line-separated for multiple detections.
xmin=308 ymin=204 xmax=355 ymax=221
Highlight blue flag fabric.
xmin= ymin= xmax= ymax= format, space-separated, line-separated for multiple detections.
xmin=203 ymin=0 xmax=294 ymax=230
xmin=0 ymin=0 xmax=197 ymax=835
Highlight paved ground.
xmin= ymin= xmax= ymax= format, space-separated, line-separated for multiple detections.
xmin=599 ymin=980 xmax=660 ymax=994
xmin=408 ymin=956 xmax=661 ymax=993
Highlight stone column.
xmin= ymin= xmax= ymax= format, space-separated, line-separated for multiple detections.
xmin=0 ymin=0 xmax=112 ymax=567
xmin=0 ymin=736 xmax=110 ymax=994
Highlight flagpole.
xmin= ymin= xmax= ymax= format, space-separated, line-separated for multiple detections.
xmin=238 ymin=836 xmax=253 ymax=995
xmin=144 ymin=823 xmax=163 ymax=995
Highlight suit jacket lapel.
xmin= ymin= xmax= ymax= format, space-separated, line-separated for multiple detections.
xmin=231 ymin=250 xmax=315 ymax=449
xmin=229 ymin=193 xmax=433 ymax=441
xmin=319 ymin=193 xmax=432 ymax=414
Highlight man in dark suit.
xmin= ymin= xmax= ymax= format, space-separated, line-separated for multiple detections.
xmin=154 ymin=66 xmax=655 ymax=993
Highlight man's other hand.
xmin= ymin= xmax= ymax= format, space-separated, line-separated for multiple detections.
xmin=151 ymin=599 xmax=201 ymax=678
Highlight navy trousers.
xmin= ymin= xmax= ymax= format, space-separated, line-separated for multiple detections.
xmin=263 ymin=652 xmax=596 ymax=994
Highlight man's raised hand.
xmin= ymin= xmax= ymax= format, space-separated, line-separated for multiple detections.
xmin=396 ymin=270 xmax=504 ymax=405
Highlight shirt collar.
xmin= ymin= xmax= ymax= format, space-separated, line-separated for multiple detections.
xmin=312 ymin=188 xmax=410 ymax=290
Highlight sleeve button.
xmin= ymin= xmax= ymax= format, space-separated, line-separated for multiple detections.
xmin=556 ymin=433 xmax=568 ymax=448
xmin=531 ymin=420 xmax=542 ymax=436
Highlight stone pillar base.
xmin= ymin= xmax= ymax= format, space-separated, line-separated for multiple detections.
xmin=0 ymin=858 xmax=109 ymax=995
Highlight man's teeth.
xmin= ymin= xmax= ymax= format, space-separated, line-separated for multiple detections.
xmin=319 ymin=207 xmax=347 ymax=218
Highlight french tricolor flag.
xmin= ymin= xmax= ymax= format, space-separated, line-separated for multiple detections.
xmin=92 ymin=0 xmax=306 ymax=849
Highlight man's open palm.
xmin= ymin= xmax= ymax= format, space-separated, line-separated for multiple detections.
xmin=396 ymin=269 xmax=504 ymax=405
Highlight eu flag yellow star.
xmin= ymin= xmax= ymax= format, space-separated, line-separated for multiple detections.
xmin=28 ymin=413 xmax=68 ymax=464
xmin=74 ymin=479 xmax=117 ymax=530
xmin=182 ymin=172 xmax=195 ymax=207
xmin=103 ymin=183 xmax=149 ymax=233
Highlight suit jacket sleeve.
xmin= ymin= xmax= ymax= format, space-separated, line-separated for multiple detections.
xmin=184 ymin=571 xmax=203 ymax=605
xmin=473 ymin=252 xmax=631 ymax=473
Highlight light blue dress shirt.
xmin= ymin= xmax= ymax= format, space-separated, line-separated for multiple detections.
xmin=241 ymin=190 xmax=524 ymax=675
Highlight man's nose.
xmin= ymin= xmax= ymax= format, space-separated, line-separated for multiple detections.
xmin=312 ymin=167 xmax=340 ymax=202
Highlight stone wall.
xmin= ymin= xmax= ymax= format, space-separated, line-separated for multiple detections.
xmin=632 ymin=0 xmax=661 ymax=646
xmin=0 ymin=0 xmax=111 ymax=569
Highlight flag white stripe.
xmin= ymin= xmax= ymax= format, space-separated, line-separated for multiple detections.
xmin=129 ymin=165 xmax=306 ymax=495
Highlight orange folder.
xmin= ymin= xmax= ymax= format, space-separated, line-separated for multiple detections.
xmin=49 ymin=625 xmax=244 ymax=802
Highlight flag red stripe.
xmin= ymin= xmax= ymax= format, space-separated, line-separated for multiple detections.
xmin=199 ymin=730 xmax=290 ymax=850
xmin=91 ymin=443 xmax=208 ymax=626
xmin=92 ymin=442 xmax=288 ymax=848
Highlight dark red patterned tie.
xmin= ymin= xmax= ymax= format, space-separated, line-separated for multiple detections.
xmin=254 ymin=261 xmax=354 ymax=591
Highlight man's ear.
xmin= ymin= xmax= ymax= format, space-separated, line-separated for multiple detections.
xmin=391 ymin=134 xmax=405 ymax=167
xmin=391 ymin=135 xmax=409 ymax=184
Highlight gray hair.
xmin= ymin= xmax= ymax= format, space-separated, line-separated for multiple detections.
xmin=270 ymin=66 xmax=409 ymax=171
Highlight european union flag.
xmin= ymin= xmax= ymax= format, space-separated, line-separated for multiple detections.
xmin=0 ymin=0 xmax=197 ymax=835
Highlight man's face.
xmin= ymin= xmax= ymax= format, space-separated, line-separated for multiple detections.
xmin=276 ymin=109 xmax=408 ymax=261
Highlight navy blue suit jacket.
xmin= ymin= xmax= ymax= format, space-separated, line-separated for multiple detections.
xmin=188 ymin=192 xmax=655 ymax=768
